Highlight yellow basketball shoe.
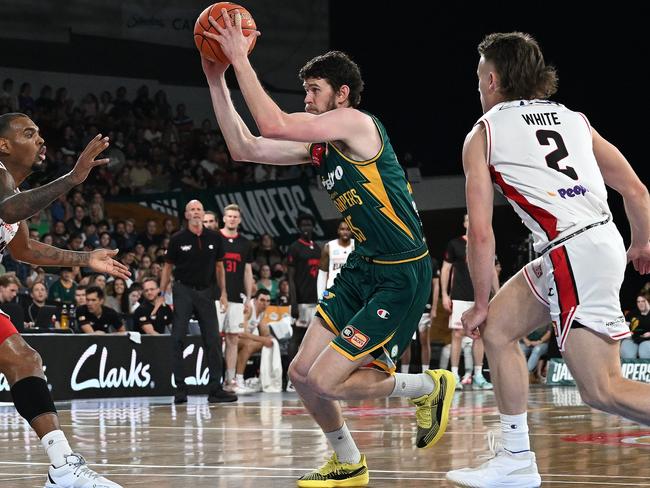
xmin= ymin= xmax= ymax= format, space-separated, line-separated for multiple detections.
xmin=410 ymin=369 xmax=456 ymax=448
xmin=297 ymin=453 xmax=369 ymax=487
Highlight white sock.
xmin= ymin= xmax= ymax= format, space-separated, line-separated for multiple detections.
xmin=474 ymin=366 xmax=483 ymax=377
xmin=226 ymin=369 xmax=235 ymax=382
xmin=400 ymin=364 xmax=410 ymax=374
xmin=41 ymin=430 xmax=72 ymax=468
xmin=500 ymin=412 xmax=530 ymax=453
xmin=324 ymin=423 xmax=361 ymax=464
xmin=235 ymin=374 xmax=244 ymax=384
xmin=451 ymin=366 xmax=459 ymax=375
xmin=421 ymin=364 xmax=428 ymax=373
xmin=391 ymin=373 xmax=434 ymax=398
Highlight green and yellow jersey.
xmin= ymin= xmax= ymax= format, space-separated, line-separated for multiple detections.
xmin=310 ymin=113 xmax=426 ymax=262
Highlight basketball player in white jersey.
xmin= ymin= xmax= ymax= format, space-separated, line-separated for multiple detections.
xmin=0 ymin=112 xmax=130 ymax=488
xmin=446 ymin=33 xmax=650 ymax=488
xmin=317 ymin=220 xmax=354 ymax=299
xmin=234 ymin=288 xmax=272 ymax=386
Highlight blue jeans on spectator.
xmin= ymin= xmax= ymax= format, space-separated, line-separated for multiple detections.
xmin=519 ymin=341 xmax=549 ymax=372
xmin=620 ymin=338 xmax=650 ymax=359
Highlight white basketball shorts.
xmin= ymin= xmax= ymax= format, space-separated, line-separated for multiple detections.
xmin=448 ymin=300 xmax=474 ymax=330
xmin=523 ymin=222 xmax=630 ymax=351
xmin=217 ymin=302 xmax=245 ymax=334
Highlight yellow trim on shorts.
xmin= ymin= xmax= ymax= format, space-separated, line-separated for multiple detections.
xmin=371 ymin=358 xmax=396 ymax=375
xmin=371 ymin=250 xmax=429 ymax=265
xmin=329 ymin=332 xmax=395 ymax=362
xmin=316 ymin=305 xmax=340 ymax=334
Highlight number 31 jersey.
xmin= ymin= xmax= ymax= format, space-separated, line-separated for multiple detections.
xmin=478 ymin=100 xmax=611 ymax=253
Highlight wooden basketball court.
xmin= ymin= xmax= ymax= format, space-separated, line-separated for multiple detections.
xmin=1 ymin=386 xmax=649 ymax=487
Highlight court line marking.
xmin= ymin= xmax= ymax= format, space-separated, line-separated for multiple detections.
xmin=54 ymin=423 xmax=623 ymax=437
xmin=1 ymin=461 xmax=649 ymax=480
xmin=0 ymin=472 xmax=648 ymax=486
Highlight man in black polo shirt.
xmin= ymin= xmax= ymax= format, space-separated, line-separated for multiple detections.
xmin=287 ymin=213 xmax=320 ymax=362
xmin=158 ymin=199 xmax=236 ymax=404
xmin=77 ymin=286 xmax=125 ymax=334
xmin=133 ymin=278 xmax=172 ymax=334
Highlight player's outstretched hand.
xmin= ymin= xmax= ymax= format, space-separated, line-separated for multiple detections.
xmin=628 ymin=243 xmax=650 ymax=275
xmin=89 ymin=249 xmax=131 ymax=280
xmin=69 ymin=134 xmax=110 ymax=185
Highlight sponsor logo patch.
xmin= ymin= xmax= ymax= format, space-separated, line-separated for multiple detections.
xmin=341 ymin=325 xmax=369 ymax=349
xmin=376 ymin=309 xmax=390 ymax=319
xmin=181 ymin=245 xmax=192 ymax=251
xmin=533 ymin=264 xmax=543 ymax=278
xmin=606 ymin=316 xmax=626 ymax=328
xmin=322 ymin=291 xmax=336 ymax=300
xmin=556 ymin=184 xmax=588 ymax=199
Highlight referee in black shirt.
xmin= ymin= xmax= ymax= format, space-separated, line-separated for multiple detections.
xmin=157 ymin=199 xmax=236 ymax=403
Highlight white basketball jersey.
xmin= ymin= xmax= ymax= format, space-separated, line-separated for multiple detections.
xmin=479 ymin=100 xmax=611 ymax=253
xmin=0 ymin=161 xmax=20 ymax=261
xmin=327 ymin=239 xmax=354 ymax=288
xmin=246 ymin=299 xmax=263 ymax=335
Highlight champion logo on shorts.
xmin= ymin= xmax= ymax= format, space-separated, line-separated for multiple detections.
xmin=376 ymin=309 xmax=390 ymax=319
xmin=341 ymin=325 xmax=369 ymax=349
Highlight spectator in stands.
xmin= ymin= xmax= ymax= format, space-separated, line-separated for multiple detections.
xmin=130 ymin=158 xmax=153 ymax=191
xmin=84 ymin=222 xmax=100 ymax=248
xmin=105 ymin=278 xmax=127 ymax=314
xmin=0 ymin=274 xmax=21 ymax=304
xmin=88 ymin=274 xmax=107 ymax=290
xmin=22 ymin=282 xmax=48 ymax=328
xmin=136 ymin=254 xmax=152 ymax=281
xmin=77 ymin=286 xmax=125 ymax=334
xmin=50 ymin=194 xmax=71 ymax=223
xmin=172 ymin=103 xmax=193 ymax=133
xmin=0 ymin=78 xmax=17 ymax=111
xmin=74 ymin=285 xmax=87 ymax=308
xmin=51 ymin=220 xmax=68 ymax=248
xmin=24 ymin=264 xmax=46 ymax=289
xmin=519 ymin=324 xmax=552 ymax=383
xmin=65 ymin=205 xmax=90 ymax=234
xmin=139 ymin=219 xmax=161 ymax=248
xmin=18 ymin=82 xmax=35 ymax=112
xmin=127 ymin=283 xmax=143 ymax=314
xmin=67 ymin=232 xmax=84 ymax=252
xmin=233 ymin=289 xmax=272 ymax=392
xmin=277 ymin=279 xmax=290 ymax=306
xmin=99 ymin=232 xmax=114 ymax=250
xmin=621 ymin=293 xmax=650 ymax=359
xmin=153 ymin=90 xmax=171 ymax=120
xmin=252 ymin=233 xmax=284 ymax=273
xmin=256 ymin=264 xmax=279 ymax=302
xmin=89 ymin=202 xmax=105 ymax=225
xmin=133 ymin=278 xmax=173 ymax=335
xmin=47 ymin=267 xmax=77 ymax=304
xmin=162 ymin=217 xmax=176 ymax=238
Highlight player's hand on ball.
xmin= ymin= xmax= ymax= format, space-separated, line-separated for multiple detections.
xmin=201 ymin=55 xmax=230 ymax=82
xmin=205 ymin=8 xmax=259 ymax=65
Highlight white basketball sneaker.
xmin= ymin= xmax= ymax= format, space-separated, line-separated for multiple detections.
xmin=446 ymin=432 xmax=541 ymax=487
xmin=45 ymin=453 xmax=122 ymax=488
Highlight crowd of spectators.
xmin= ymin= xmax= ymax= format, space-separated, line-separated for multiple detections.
xmin=0 ymin=77 xmax=316 ymax=198
xmin=0 ymin=76 xmax=306 ymax=336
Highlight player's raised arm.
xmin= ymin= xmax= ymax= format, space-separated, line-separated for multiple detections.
xmin=204 ymin=10 xmax=374 ymax=147
xmin=202 ymin=57 xmax=310 ymax=165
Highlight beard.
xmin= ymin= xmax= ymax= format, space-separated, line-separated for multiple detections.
xmin=30 ymin=159 xmax=44 ymax=172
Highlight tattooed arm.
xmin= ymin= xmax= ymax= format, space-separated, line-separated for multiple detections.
xmin=0 ymin=134 xmax=110 ymax=224
xmin=0 ymin=168 xmax=78 ymax=225
xmin=8 ymin=222 xmax=131 ymax=279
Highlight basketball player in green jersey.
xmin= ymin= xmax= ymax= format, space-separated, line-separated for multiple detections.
xmin=201 ymin=10 xmax=456 ymax=487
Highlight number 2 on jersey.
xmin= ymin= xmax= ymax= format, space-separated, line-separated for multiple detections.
xmin=536 ymin=130 xmax=578 ymax=180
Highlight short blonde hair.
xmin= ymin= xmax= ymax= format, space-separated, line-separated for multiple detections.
xmin=223 ymin=204 xmax=240 ymax=214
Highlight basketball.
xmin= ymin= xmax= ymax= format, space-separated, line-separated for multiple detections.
xmin=194 ymin=2 xmax=257 ymax=63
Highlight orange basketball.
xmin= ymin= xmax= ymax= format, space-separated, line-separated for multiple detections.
xmin=194 ymin=2 xmax=257 ymax=64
